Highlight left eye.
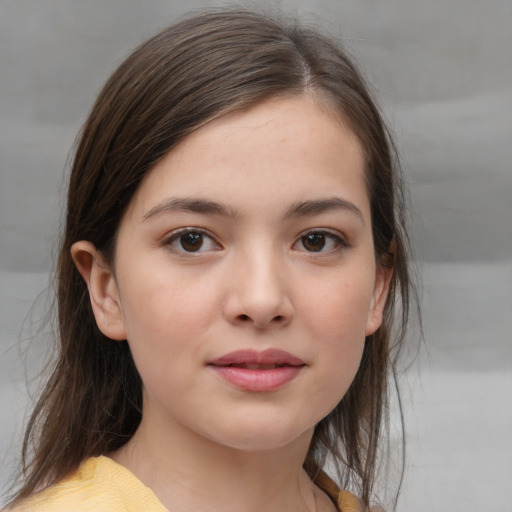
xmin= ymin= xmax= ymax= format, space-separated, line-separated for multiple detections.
xmin=165 ymin=230 xmax=219 ymax=253
xmin=295 ymin=231 xmax=347 ymax=253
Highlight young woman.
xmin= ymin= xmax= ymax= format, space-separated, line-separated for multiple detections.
xmin=5 ymin=8 xmax=415 ymax=512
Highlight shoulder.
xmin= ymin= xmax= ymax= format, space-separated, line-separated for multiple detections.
xmin=336 ymin=490 xmax=384 ymax=512
xmin=337 ymin=490 xmax=364 ymax=512
xmin=6 ymin=456 xmax=167 ymax=512
xmin=314 ymin=470 xmax=381 ymax=512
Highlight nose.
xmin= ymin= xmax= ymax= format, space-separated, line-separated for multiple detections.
xmin=223 ymin=248 xmax=294 ymax=330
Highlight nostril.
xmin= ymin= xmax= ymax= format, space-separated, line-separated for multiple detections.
xmin=235 ymin=313 xmax=287 ymax=325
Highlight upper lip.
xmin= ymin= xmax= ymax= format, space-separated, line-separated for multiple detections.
xmin=209 ymin=349 xmax=305 ymax=367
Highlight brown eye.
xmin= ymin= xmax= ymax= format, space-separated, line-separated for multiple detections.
xmin=301 ymin=233 xmax=326 ymax=252
xmin=166 ymin=229 xmax=219 ymax=254
xmin=295 ymin=230 xmax=348 ymax=253
xmin=180 ymin=232 xmax=204 ymax=252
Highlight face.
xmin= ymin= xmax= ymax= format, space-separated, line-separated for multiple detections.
xmin=82 ymin=95 xmax=390 ymax=452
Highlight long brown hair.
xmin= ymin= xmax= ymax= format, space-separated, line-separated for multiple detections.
xmin=10 ymin=8 xmax=416 ymax=509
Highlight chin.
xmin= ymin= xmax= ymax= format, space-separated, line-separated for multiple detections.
xmin=201 ymin=419 xmax=314 ymax=453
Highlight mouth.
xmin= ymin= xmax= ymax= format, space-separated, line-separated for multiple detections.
xmin=218 ymin=363 xmax=296 ymax=370
xmin=209 ymin=348 xmax=305 ymax=368
xmin=208 ymin=349 xmax=305 ymax=392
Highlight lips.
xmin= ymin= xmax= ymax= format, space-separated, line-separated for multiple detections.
xmin=208 ymin=349 xmax=305 ymax=392
xmin=226 ymin=363 xmax=287 ymax=370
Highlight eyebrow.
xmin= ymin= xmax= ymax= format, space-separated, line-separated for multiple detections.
xmin=142 ymin=196 xmax=364 ymax=224
xmin=284 ymin=197 xmax=365 ymax=224
xmin=142 ymin=197 xmax=239 ymax=221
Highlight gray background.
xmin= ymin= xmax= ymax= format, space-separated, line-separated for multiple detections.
xmin=1 ymin=0 xmax=511 ymax=510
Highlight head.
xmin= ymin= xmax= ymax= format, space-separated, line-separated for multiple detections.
xmin=20 ymin=8 xmax=412 ymax=508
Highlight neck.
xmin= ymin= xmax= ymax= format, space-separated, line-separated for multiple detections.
xmin=110 ymin=413 xmax=324 ymax=512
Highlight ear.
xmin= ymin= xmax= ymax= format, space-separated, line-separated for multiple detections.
xmin=71 ymin=241 xmax=127 ymax=341
xmin=365 ymin=259 xmax=394 ymax=337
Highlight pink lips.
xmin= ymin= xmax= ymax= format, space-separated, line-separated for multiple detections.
xmin=208 ymin=349 xmax=305 ymax=392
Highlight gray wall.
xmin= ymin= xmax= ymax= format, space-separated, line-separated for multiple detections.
xmin=1 ymin=1 xmax=511 ymax=510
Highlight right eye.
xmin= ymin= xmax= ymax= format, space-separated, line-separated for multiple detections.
xmin=164 ymin=229 xmax=220 ymax=254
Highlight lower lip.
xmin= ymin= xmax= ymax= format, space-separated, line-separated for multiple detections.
xmin=209 ymin=365 xmax=303 ymax=392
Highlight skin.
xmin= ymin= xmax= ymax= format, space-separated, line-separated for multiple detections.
xmin=72 ymin=94 xmax=392 ymax=512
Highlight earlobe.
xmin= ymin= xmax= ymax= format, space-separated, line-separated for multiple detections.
xmin=365 ymin=261 xmax=393 ymax=337
xmin=70 ymin=241 xmax=126 ymax=341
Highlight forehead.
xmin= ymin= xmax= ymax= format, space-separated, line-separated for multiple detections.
xmin=124 ymin=95 xmax=369 ymax=220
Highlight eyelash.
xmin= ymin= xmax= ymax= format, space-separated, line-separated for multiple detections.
xmin=162 ymin=228 xmax=349 ymax=255
xmin=162 ymin=228 xmax=221 ymax=255
xmin=294 ymin=230 xmax=349 ymax=254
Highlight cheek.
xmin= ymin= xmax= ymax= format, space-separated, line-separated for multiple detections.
xmin=119 ymin=265 xmax=218 ymax=340
xmin=118 ymin=284 xmax=201 ymax=400
xmin=116 ymin=268 xmax=224 ymax=395
xmin=300 ymin=273 xmax=375 ymax=396
xmin=306 ymin=275 xmax=375 ymax=339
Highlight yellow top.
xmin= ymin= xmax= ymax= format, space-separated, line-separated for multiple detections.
xmin=10 ymin=456 xmax=362 ymax=511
